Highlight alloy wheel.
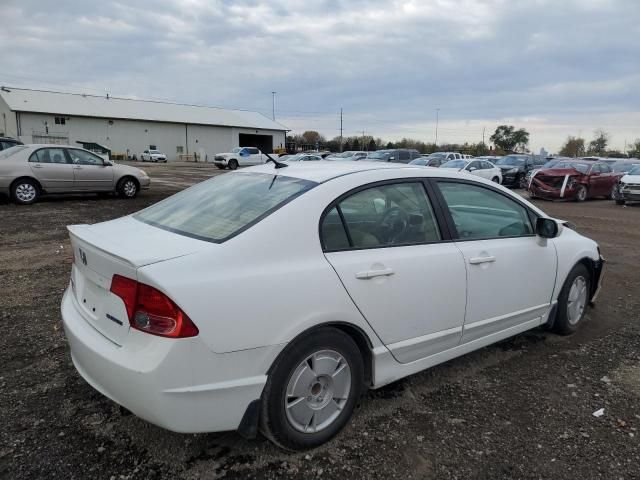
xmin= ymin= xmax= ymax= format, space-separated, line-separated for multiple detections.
xmin=15 ymin=183 xmax=37 ymax=203
xmin=567 ymin=275 xmax=588 ymax=325
xmin=284 ymin=350 xmax=351 ymax=433
xmin=123 ymin=180 xmax=137 ymax=197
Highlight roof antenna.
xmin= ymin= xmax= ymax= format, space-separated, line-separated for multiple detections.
xmin=264 ymin=152 xmax=288 ymax=169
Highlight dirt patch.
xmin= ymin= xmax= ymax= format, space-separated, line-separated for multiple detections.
xmin=1 ymin=165 xmax=640 ymax=479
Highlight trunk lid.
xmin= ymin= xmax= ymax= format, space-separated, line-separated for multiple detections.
xmin=67 ymin=216 xmax=209 ymax=345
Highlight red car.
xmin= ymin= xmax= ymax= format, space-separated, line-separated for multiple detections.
xmin=528 ymin=160 xmax=622 ymax=201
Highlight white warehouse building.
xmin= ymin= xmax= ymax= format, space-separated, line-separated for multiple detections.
xmin=0 ymin=87 xmax=288 ymax=161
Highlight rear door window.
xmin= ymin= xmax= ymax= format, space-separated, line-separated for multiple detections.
xmin=321 ymin=182 xmax=441 ymax=251
xmin=30 ymin=148 xmax=69 ymax=164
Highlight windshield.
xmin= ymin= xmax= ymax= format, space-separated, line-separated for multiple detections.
xmin=628 ymin=165 xmax=640 ymax=175
xmin=0 ymin=145 xmax=27 ymax=159
xmin=135 ymin=172 xmax=317 ymax=242
xmin=427 ymin=153 xmax=446 ymax=159
xmin=441 ymin=159 xmax=467 ymax=169
xmin=613 ymin=162 xmax=640 ymax=173
xmin=409 ymin=158 xmax=427 ymax=165
xmin=553 ymin=162 xmax=590 ymax=174
xmin=542 ymin=161 xmax=558 ymax=168
xmin=149 ymin=150 xmax=160 ymax=154
xmin=496 ymin=156 xmax=525 ymax=166
xmin=367 ymin=151 xmax=390 ymax=161
xmin=231 ymin=147 xmax=242 ymax=153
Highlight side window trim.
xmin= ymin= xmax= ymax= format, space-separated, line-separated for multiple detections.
xmin=319 ymin=178 xmax=454 ymax=253
xmin=428 ymin=178 xmax=538 ymax=242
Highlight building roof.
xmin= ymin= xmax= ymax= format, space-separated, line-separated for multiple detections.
xmin=0 ymin=87 xmax=287 ymax=131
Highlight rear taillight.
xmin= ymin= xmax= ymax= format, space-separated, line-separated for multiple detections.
xmin=109 ymin=274 xmax=199 ymax=338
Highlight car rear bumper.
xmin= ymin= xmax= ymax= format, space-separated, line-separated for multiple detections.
xmin=61 ymin=287 xmax=269 ymax=433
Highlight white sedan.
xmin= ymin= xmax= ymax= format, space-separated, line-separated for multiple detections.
xmin=61 ymin=161 xmax=603 ymax=450
xmin=140 ymin=149 xmax=167 ymax=162
xmin=440 ymin=158 xmax=503 ymax=183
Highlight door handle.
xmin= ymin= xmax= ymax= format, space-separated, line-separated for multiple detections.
xmin=355 ymin=268 xmax=395 ymax=279
xmin=32 ymin=164 xmax=43 ymax=168
xmin=73 ymin=166 xmax=83 ymax=170
xmin=469 ymin=256 xmax=496 ymax=265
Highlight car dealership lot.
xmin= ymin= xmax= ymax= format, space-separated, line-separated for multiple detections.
xmin=1 ymin=162 xmax=639 ymax=479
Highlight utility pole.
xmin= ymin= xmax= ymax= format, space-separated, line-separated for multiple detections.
xmin=271 ymin=91 xmax=276 ymax=120
xmin=435 ymin=108 xmax=440 ymax=146
xmin=362 ymin=130 xmax=365 ymax=150
xmin=340 ymin=108 xmax=343 ymax=152
xmin=482 ymin=126 xmax=486 ymax=145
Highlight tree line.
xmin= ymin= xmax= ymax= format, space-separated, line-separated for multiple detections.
xmin=288 ymin=126 xmax=640 ymax=158
xmin=559 ymin=130 xmax=640 ymax=158
xmin=288 ymin=125 xmax=532 ymax=156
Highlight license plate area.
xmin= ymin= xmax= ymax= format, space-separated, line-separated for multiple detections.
xmin=71 ymin=264 xmax=129 ymax=345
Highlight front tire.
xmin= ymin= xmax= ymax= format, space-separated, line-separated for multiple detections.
xmin=518 ymin=175 xmax=528 ymax=189
xmin=575 ymin=185 xmax=588 ymax=202
xmin=553 ymin=264 xmax=591 ymax=335
xmin=228 ymin=159 xmax=239 ymax=170
xmin=11 ymin=179 xmax=40 ymax=205
xmin=117 ymin=177 xmax=139 ymax=199
xmin=492 ymin=176 xmax=500 ymax=183
xmin=260 ymin=327 xmax=364 ymax=450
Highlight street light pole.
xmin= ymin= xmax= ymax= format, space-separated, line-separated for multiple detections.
xmin=435 ymin=108 xmax=440 ymax=146
xmin=271 ymin=91 xmax=276 ymax=120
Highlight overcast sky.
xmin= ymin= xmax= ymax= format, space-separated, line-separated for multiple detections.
xmin=1 ymin=0 xmax=638 ymax=152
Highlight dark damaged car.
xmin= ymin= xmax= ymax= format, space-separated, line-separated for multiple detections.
xmin=494 ymin=155 xmax=545 ymax=188
xmin=528 ymin=160 xmax=622 ymax=201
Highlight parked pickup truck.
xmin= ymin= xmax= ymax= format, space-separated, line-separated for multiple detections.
xmin=213 ymin=147 xmax=266 ymax=170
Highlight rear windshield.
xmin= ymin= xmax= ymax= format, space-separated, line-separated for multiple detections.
xmin=0 ymin=145 xmax=27 ymax=159
xmin=135 ymin=172 xmax=317 ymax=242
xmin=441 ymin=159 xmax=467 ymax=169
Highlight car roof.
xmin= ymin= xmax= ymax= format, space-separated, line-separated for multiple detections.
xmin=245 ymin=160 xmax=432 ymax=183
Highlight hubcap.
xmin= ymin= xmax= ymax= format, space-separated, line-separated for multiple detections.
xmin=285 ymin=350 xmax=351 ymax=433
xmin=123 ymin=181 xmax=136 ymax=197
xmin=578 ymin=187 xmax=587 ymax=201
xmin=16 ymin=183 xmax=36 ymax=202
xmin=567 ymin=275 xmax=588 ymax=325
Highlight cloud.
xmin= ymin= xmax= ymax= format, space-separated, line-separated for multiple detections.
xmin=0 ymin=0 xmax=638 ymax=151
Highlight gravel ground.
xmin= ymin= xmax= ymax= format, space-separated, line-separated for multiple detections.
xmin=1 ymin=162 xmax=639 ymax=479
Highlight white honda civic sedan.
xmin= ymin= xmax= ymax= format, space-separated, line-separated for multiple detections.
xmin=61 ymin=161 xmax=603 ymax=450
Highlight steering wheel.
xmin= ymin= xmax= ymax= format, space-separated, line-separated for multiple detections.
xmin=378 ymin=207 xmax=409 ymax=244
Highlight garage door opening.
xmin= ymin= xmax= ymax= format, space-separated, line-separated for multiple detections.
xmin=239 ymin=134 xmax=273 ymax=154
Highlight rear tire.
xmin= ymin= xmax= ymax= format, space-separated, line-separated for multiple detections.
xmin=616 ymin=199 xmax=626 ymax=205
xmin=553 ymin=264 xmax=590 ymax=335
xmin=609 ymin=185 xmax=618 ymax=200
xmin=260 ymin=327 xmax=364 ymax=451
xmin=492 ymin=176 xmax=500 ymax=183
xmin=117 ymin=177 xmax=139 ymax=199
xmin=11 ymin=178 xmax=40 ymax=205
xmin=228 ymin=159 xmax=239 ymax=170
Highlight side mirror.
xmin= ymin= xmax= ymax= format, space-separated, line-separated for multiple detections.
xmin=468 ymin=167 xmax=477 ymax=171
xmin=104 ymin=160 xmax=113 ymax=166
xmin=536 ymin=217 xmax=559 ymax=238
xmin=388 ymin=156 xmax=395 ymax=161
